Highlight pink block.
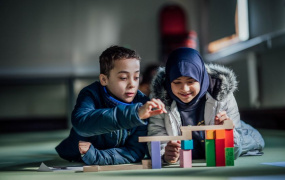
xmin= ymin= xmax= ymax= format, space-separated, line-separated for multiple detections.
xmin=179 ymin=149 xmax=192 ymax=168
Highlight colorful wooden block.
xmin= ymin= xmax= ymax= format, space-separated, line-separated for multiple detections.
xmin=215 ymin=129 xmax=225 ymax=139
xmin=181 ymin=140 xmax=193 ymax=150
xmin=205 ymin=139 xmax=216 ymax=166
xmin=205 ymin=130 xmax=215 ymax=139
xmin=215 ymin=139 xmax=225 ymax=166
xmin=151 ymin=141 xmax=161 ymax=169
xmin=181 ymin=130 xmax=192 ymax=140
xmin=179 ymin=149 xmax=192 ymax=168
xmin=225 ymin=129 xmax=234 ymax=147
xmin=142 ymin=159 xmax=152 ymax=169
xmin=83 ymin=164 xmax=143 ymax=172
xmin=225 ymin=147 xmax=234 ymax=166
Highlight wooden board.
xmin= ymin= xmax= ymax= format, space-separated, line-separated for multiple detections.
xmin=181 ymin=120 xmax=234 ymax=131
xmin=139 ymin=135 xmax=190 ymax=142
xmin=83 ymin=164 xmax=143 ymax=172
xmin=139 ymin=120 xmax=234 ymax=143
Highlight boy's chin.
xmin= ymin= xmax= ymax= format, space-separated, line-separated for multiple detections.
xmin=122 ymin=96 xmax=136 ymax=103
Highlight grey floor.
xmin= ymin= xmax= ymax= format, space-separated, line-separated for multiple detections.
xmin=0 ymin=129 xmax=285 ymax=180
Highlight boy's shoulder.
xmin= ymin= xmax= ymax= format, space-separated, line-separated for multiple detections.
xmin=81 ymin=81 xmax=101 ymax=93
xmin=78 ymin=81 xmax=103 ymax=100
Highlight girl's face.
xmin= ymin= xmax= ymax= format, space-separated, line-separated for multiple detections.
xmin=171 ymin=76 xmax=201 ymax=103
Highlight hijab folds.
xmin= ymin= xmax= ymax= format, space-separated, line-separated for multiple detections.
xmin=165 ymin=47 xmax=209 ymax=110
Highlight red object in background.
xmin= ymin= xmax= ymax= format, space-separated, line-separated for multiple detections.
xmin=160 ymin=5 xmax=187 ymax=35
xmin=159 ymin=4 xmax=199 ymax=63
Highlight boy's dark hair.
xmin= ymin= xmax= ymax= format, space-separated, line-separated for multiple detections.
xmin=99 ymin=45 xmax=141 ymax=77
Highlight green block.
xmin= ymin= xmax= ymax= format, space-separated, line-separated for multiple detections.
xmin=225 ymin=147 xmax=234 ymax=166
xmin=205 ymin=139 xmax=216 ymax=166
xmin=181 ymin=140 xmax=193 ymax=150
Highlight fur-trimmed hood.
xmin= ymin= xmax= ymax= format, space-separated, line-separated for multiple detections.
xmin=150 ymin=64 xmax=238 ymax=105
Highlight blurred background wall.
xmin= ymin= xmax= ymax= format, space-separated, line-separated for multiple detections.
xmin=0 ymin=0 xmax=284 ymax=132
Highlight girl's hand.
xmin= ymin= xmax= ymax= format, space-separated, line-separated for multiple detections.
xmin=215 ymin=111 xmax=230 ymax=125
xmin=79 ymin=141 xmax=91 ymax=155
xmin=164 ymin=140 xmax=181 ymax=163
xmin=138 ymin=98 xmax=167 ymax=120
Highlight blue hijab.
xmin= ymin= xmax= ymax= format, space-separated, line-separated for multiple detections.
xmin=165 ymin=47 xmax=209 ymax=110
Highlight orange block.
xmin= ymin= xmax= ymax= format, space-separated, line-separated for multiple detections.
xmin=216 ymin=129 xmax=225 ymax=139
xmin=205 ymin=130 xmax=215 ymax=139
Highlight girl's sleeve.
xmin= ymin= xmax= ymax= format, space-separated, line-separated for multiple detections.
xmin=147 ymin=113 xmax=168 ymax=157
xmin=72 ymin=89 xmax=147 ymax=137
xmin=224 ymin=93 xmax=265 ymax=159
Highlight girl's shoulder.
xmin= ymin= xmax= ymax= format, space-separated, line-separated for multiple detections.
xmin=206 ymin=64 xmax=238 ymax=101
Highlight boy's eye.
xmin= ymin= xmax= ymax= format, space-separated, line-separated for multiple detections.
xmin=120 ymin=77 xmax=127 ymax=80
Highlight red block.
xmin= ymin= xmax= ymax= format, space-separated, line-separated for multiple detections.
xmin=215 ymin=139 xmax=225 ymax=166
xmin=225 ymin=129 xmax=234 ymax=147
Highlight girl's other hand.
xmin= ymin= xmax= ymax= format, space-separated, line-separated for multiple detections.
xmin=215 ymin=111 xmax=230 ymax=125
xmin=164 ymin=140 xmax=181 ymax=163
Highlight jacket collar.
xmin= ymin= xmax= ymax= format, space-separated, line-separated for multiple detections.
xmin=150 ymin=64 xmax=238 ymax=106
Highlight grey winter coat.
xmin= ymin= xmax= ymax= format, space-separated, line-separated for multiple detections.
xmin=148 ymin=64 xmax=265 ymax=160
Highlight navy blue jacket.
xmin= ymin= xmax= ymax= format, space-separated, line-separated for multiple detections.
xmin=55 ymin=81 xmax=149 ymax=165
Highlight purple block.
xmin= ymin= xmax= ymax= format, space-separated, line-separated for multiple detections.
xmin=151 ymin=141 xmax=161 ymax=169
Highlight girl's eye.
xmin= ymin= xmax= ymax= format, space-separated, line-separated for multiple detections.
xmin=135 ymin=77 xmax=140 ymax=80
xmin=172 ymin=82 xmax=181 ymax=84
xmin=120 ymin=77 xmax=127 ymax=80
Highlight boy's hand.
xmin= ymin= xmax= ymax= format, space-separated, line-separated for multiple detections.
xmin=138 ymin=98 xmax=167 ymax=120
xmin=215 ymin=111 xmax=230 ymax=125
xmin=79 ymin=141 xmax=91 ymax=155
xmin=164 ymin=140 xmax=181 ymax=163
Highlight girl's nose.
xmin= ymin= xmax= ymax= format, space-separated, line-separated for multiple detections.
xmin=182 ymin=84 xmax=190 ymax=91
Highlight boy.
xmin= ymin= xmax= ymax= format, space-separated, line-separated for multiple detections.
xmin=55 ymin=45 xmax=166 ymax=165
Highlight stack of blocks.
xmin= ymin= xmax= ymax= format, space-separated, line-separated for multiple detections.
xmin=205 ymin=129 xmax=234 ymax=167
xmin=180 ymin=140 xmax=193 ymax=168
xmin=142 ymin=120 xmax=235 ymax=169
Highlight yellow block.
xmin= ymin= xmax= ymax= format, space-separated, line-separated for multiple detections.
xmin=205 ymin=130 xmax=215 ymax=139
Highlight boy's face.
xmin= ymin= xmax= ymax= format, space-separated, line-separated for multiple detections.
xmin=100 ymin=58 xmax=140 ymax=103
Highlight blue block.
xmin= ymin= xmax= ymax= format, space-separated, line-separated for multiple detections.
xmin=151 ymin=141 xmax=161 ymax=169
xmin=181 ymin=140 xmax=193 ymax=150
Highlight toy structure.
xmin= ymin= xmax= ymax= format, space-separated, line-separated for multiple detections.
xmin=138 ymin=120 xmax=235 ymax=169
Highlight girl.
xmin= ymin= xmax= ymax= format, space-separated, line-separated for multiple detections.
xmin=148 ymin=47 xmax=264 ymax=164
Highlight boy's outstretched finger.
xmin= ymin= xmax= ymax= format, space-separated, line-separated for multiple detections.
xmin=157 ymin=99 xmax=167 ymax=113
xmin=150 ymin=98 xmax=162 ymax=110
xmin=149 ymin=109 xmax=164 ymax=116
xmin=151 ymin=98 xmax=167 ymax=113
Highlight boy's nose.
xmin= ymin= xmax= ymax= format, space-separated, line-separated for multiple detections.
xmin=128 ymin=79 xmax=136 ymax=88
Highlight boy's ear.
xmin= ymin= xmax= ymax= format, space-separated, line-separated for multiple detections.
xmin=99 ymin=74 xmax=108 ymax=86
